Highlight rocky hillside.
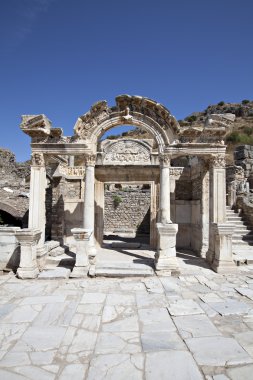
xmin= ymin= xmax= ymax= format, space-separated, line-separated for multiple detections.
xmin=108 ymin=100 xmax=253 ymax=160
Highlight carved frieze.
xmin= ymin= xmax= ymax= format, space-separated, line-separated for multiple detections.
xmin=103 ymin=140 xmax=151 ymax=165
xmin=61 ymin=166 xmax=85 ymax=177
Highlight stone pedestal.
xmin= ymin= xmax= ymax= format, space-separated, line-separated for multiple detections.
xmin=155 ymin=223 xmax=178 ymax=272
xmin=211 ymin=223 xmax=236 ymax=273
xmin=15 ymin=229 xmax=41 ymax=279
xmin=70 ymin=228 xmax=91 ymax=278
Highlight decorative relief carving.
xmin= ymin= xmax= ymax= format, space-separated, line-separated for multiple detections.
xmin=74 ymin=101 xmax=111 ymax=139
xmin=169 ymin=168 xmax=184 ymax=178
xmin=103 ymin=140 xmax=151 ymax=165
xmin=84 ymin=154 xmax=96 ymax=166
xmin=31 ymin=152 xmax=45 ymax=166
xmin=61 ymin=166 xmax=85 ymax=177
xmin=210 ymin=154 xmax=226 ymax=168
xmin=122 ymin=107 xmax=133 ymax=122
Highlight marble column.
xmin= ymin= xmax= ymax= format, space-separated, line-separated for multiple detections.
xmin=16 ymin=229 xmax=41 ymax=279
xmin=156 ymin=154 xmax=178 ymax=272
xmin=28 ymin=153 xmax=47 ymax=260
xmin=200 ymin=163 xmax=209 ymax=257
xmin=207 ymin=155 xmax=235 ymax=272
xmin=71 ymin=154 xmax=96 ymax=277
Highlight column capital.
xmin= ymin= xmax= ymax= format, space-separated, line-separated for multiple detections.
xmin=209 ymin=154 xmax=226 ymax=169
xmin=159 ymin=153 xmax=171 ymax=168
xmin=84 ymin=154 xmax=96 ymax=167
xmin=31 ymin=152 xmax=45 ymax=167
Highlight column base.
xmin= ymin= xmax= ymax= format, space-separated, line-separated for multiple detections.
xmin=17 ymin=267 xmax=39 ymax=279
xmin=211 ymin=259 xmax=237 ymax=274
xmin=71 ymin=228 xmax=92 ymax=277
xmin=211 ymin=223 xmax=236 ymax=273
xmin=156 ymin=223 xmax=178 ymax=272
xmin=70 ymin=266 xmax=89 ymax=278
xmin=155 ymin=256 xmax=178 ymax=272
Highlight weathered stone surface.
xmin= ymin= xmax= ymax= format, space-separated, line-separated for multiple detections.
xmin=13 ymin=326 xmax=66 ymax=351
xmin=138 ymin=308 xmax=176 ymax=332
xmin=87 ymin=353 xmax=144 ymax=380
xmin=208 ymin=299 xmax=251 ymax=316
xmin=80 ymin=293 xmax=106 ymax=304
xmin=58 ymin=364 xmax=88 ymax=380
xmin=95 ymin=331 xmax=141 ymax=354
xmin=141 ymin=331 xmax=186 ymax=351
xmin=186 ymin=336 xmax=253 ymax=366
xmin=168 ymin=300 xmax=204 ymax=316
xmin=173 ymin=314 xmax=221 ymax=338
xmin=227 ymin=364 xmax=253 ymax=380
xmin=145 ymin=351 xmax=203 ymax=380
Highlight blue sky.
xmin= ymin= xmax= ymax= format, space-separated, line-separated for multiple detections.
xmin=0 ymin=0 xmax=252 ymax=161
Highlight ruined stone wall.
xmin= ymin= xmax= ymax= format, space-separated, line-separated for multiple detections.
xmin=236 ymin=195 xmax=253 ymax=228
xmin=104 ymin=188 xmax=151 ymax=234
xmin=0 ymin=149 xmax=30 ymax=225
xmin=234 ymin=145 xmax=253 ymax=177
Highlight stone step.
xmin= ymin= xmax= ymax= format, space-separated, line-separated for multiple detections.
xmin=38 ymin=267 xmax=71 ymax=280
xmin=45 ymin=240 xmax=60 ymax=252
xmin=49 ymin=246 xmax=65 ymax=257
xmin=95 ymin=261 xmax=154 ymax=277
xmin=110 ymin=242 xmax=142 ymax=249
xmin=45 ymin=253 xmax=75 ymax=270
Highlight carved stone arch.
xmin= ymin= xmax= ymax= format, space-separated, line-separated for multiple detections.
xmin=73 ymin=95 xmax=180 ymax=153
xmin=0 ymin=202 xmax=21 ymax=219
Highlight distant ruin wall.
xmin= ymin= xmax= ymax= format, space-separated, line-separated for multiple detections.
xmin=234 ymin=145 xmax=253 ymax=177
xmin=104 ymin=188 xmax=151 ymax=234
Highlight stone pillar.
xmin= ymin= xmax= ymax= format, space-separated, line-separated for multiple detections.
xmin=70 ymin=228 xmax=90 ymax=277
xmin=28 ymin=153 xmax=47 ymax=259
xmin=95 ymin=181 xmax=104 ymax=246
xmin=200 ymin=164 xmax=209 ymax=257
xmin=71 ymin=154 xmax=96 ymax=277
xmin=207 ymin=155 xmax=235 ymax=272
xmin=156 ymin=154 xmax=178 ymax=272
xmin=16 ymin=229 xmax=41 ymax=279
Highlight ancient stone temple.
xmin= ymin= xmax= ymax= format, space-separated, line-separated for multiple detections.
xmin=8 ymin=95 xmax=246 ymax=278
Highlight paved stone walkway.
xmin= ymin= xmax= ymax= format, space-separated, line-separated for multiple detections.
xmin=1 ymin=255 xmax=253 ymax=379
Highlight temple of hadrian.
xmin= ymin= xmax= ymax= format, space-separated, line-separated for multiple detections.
xmin=3 ymin=95 xmax=252 ymax=278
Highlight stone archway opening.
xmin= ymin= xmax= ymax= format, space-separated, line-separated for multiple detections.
xmin=103 ymin=182 xmax=151 ymax=246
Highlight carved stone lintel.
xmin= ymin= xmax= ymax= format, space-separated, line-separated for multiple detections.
xmin=31 ymin=152 xmax=45 ymax=167
xmin=159 ymin=154 xmax=171 ymax=168
xmin=210 ymin=154 xmax=226 ymax=169
xmin=84 ymin=154 xmax=96 ymax=167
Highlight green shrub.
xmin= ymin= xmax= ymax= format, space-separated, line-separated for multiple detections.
xmin=242 ymin=99 xmax=250 ymax=104
xmin=218 ymin=101 xmax=225 ymax=106
xmin=185 ymin=115 xmax=197 ymax=123
xmin=226 ymin=131 xmax=253 ymax=144
xmin=113 ymin=194 xmax=122 ymax=207
xmin=242 ymin=126 xmax=253 ymax=136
